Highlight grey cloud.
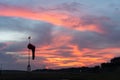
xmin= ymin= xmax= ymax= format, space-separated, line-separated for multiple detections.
xmin=0 ymin=16 xmax=39 ymax=32
xmin=0 ymin=16 xmax=55 ymax=52
xmin=71 ymin=15 xmax=120 ymax=49
xmin=30 ymin=22 xmax=54 ymax=46
xmin=0 ymin=43 xmax=7 ymax=49
xmin=49 ymin=2 xmax=83 ymax=12
xmin=0 ymin=52 xmax=24 ymax=70
xmin=2 ymin=41 xmax=26 ymax=52
xmin=0 ymin=52 xmax=16 ymax=63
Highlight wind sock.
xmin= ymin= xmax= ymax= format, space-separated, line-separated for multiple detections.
xmin=27 ymin=43 xmax=36 ymax=60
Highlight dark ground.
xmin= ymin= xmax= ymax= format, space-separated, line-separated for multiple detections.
xmin=0 ymin=70 xmax=120 ymax=80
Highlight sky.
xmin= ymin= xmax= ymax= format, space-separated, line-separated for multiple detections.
xmin=0 ymin=0 xmax=120 ymax=70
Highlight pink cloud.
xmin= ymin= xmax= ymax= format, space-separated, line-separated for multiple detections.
xmin=0 ymin=4 xmax=104 ymax=33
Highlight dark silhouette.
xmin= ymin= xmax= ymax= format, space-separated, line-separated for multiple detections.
xmin=111 ymin=56 xmax=120 ymax=64
xmin=27 ymin=36 xmax=36 ymax=72
xmin=0 ymin=70 xmax=1 ymax=76
xmin=27 ymin=43 xmax=36 ymax=60
xmin=101 ymin=56 xmax=120 ymax=72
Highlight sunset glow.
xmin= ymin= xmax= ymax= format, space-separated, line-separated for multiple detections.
xmin=0 ymin=0 xmax=120 ymax=70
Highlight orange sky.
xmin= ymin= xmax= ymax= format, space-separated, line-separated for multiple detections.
xmin=17 ymin=33 xmax=120 ymax=69
xmin=0 ymin=2 xmax=120 ymax=70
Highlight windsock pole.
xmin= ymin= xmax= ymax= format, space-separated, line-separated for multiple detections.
xmin=27 ymin=36 xmax=31 ymax=72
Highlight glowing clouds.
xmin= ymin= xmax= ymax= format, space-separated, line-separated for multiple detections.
xmin=0 ymin=4 xmax=104 ymax=33
xmin=33 ymin=44 xmax=119 ymax=69
xmin=22 ymin=31 xmax=119 ymax=68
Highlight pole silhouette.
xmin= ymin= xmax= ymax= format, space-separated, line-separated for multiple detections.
xmin=27 ymin=36 xmax=31 ymax=72
xmin=27 ymin=36 xmax=36 ymax=72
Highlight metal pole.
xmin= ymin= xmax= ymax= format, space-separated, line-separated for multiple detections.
xmin=28 ymin=37 xmax=30 ymax=66
xmin=27 ymin=37 xmax=31 ymax=72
